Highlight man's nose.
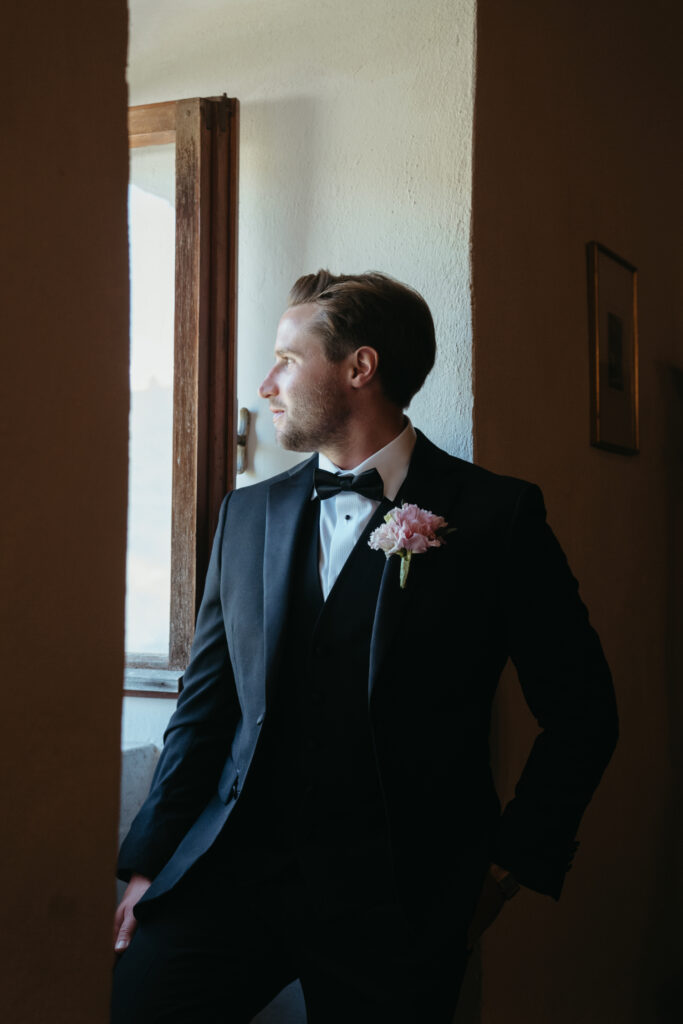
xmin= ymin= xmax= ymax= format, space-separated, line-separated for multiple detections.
xmin=258 ymin=369 xmax=276 ymax=399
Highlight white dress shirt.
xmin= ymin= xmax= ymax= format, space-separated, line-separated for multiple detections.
xmin=314 ymin=419 xmax=417 ymax=599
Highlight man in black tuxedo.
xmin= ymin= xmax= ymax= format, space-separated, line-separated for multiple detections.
xmin=112 ymin=271 xmax=617 ymax=1022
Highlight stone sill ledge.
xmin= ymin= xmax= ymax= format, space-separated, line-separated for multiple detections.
xmin=124 ymin=668 xmax=180 ymax=698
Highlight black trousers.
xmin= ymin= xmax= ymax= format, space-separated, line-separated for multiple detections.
xmin=111 ymin=836 xmax=471 ymax=1024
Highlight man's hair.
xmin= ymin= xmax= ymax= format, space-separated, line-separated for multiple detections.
xmin=287 ymin=270 xmax=436 ymax=409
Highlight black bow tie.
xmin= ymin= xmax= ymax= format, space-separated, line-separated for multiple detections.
xmin=314 ymin=467 xmax=384 ymax=501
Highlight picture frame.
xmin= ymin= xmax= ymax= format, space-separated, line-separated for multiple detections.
xmin=587 ymin=241 xmax=639 ymax=454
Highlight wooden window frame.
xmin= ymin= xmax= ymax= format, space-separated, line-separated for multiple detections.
xmin=125 ymin=96 xmax=239 ymax=697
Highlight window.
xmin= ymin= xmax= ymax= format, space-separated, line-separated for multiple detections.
xmin=125 ymin=96 xmax=239 ymax=697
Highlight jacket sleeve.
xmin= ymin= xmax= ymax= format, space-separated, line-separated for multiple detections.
xmin=118 ymin=493 xmax=241 ymax=882
xmin=492 ymin=483 xmax=618 ymax=899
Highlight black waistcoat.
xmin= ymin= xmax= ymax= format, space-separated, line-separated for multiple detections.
xmin=235 ymin=497 xmax=394 ymax=895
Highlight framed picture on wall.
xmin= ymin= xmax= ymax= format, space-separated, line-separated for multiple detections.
xmin=587 ymin=241 xmax=639 ymax=454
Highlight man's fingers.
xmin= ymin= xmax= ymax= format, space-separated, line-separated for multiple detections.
xmin=114 ymin=909 xmax=137 ymax=953
xmin=112 ymin=904 xmax=122 ymax=942
xmin=113 ymin=874 xmax=152 ymax=953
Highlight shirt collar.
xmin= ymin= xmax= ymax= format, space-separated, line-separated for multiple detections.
xmin=316 ymin=418 xmax=416 ymax=502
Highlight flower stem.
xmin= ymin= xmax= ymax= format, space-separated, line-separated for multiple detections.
xmin=399 ymin=550 xmax=412 ymax=589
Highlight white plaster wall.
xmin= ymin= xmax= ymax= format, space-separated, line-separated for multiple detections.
xmin=128 ymin=0 xmax=476 ymax=486
xmin=122 ymin=695 xmax=176 ymax=747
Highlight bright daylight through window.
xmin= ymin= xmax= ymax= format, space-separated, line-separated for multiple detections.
xmin=126 ymin=144 xmax=175 ymax=660
xmin=124 ymin=97 xmax=239 ymax=697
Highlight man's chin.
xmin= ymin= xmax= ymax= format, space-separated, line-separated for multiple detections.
xmin=275 ymin=426 xmax=316 ymax=454
xmin=276 ymin=433 xmax=311 ymax=453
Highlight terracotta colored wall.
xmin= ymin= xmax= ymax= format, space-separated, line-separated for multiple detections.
xmin=0 ymin=2 xmax=129 ymax=1021
xmin=472 ymin=1 xmax=682 ymax=1020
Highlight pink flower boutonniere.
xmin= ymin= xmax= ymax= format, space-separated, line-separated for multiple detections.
xmin=368 ymin=502 xmax=455 ymax=589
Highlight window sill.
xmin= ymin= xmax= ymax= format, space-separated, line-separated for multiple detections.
xmin=124 ymin=668 xmax=180 ymax=699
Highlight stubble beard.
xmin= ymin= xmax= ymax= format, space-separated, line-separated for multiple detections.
xmin=277 ymin=380 xmax=351 ymax=454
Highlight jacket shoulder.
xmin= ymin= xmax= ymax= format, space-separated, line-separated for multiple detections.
xmin=415 ymin=431 xmax=540 ymax=508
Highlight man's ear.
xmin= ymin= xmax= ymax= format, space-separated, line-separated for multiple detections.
xmin=348 ymin=346 xmax=379 ymax=389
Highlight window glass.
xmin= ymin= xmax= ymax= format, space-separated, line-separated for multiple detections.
xmin=126 ymin=144 xmax=175 ymax=656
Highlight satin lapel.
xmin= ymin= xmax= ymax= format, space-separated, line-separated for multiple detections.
xmin=263 ymin=456 xmax=317 ymax=700
xmin=368 ymin=432 xmax=465 ymax=698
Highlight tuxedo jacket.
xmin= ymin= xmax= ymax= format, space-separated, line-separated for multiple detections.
xmin=118 ymin=431 xmax=618 ymax=908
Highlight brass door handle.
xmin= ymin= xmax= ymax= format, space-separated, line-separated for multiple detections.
xmin=236 ymin=407 xmax=250 ymax=474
